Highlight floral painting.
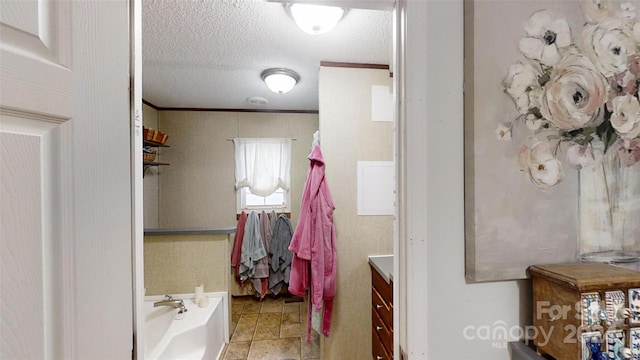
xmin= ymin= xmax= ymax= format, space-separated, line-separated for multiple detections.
xmin=465 ymin=0 xmax=640 ymax=282
xmin=499 ymin=2 xmax=640 ymax=186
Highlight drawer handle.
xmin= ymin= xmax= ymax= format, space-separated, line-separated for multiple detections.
xmin=376 ymin=326 xmax=383 ymax=331
xmin=376 ymin=304 xmax=383 ymax=309
xmin=376 ymin=356 xmax=384 ymax=360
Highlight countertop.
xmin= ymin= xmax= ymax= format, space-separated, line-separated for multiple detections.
xmin=368 ymin=255 xmax=393 ymax=283
xmin=144 ymin=227 xmax=237 ymax=236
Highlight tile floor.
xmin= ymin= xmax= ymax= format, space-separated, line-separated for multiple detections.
xmin=221 ymin=294 xmax=320 ymax=360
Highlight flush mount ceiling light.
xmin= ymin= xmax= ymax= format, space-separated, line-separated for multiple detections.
xmin=261 ymin=68 xmax=300 ymax=94
xmin=286 ymin=3 xmax=346 ymax=35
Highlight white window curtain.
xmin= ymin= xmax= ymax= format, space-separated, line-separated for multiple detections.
xmin=233 ymin=138 xmax=292 ymax=196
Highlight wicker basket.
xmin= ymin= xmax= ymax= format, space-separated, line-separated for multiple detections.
xmin=143 ymin=127 xmax=154 ymax=141
xmin=143 ymin=152 xmax=156 ymax=162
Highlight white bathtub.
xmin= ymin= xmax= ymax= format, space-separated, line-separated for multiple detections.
xmin=144 ymin=292 xmax=229 ymax=360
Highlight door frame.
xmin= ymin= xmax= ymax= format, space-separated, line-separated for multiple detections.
xmin=128 ymin=1 xmax=410 ymax=358
xmin=130 ymin=0 xmax=145 ymax=358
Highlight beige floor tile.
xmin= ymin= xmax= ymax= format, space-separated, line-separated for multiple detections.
xmin=231 ymin=325 xmax=256 ymax=343
xmin=280 ymin=322 xmax=306 ymax=338
xmin=223 ymin=341 xmax=251 ymax=360
xmin=232 ymin=303 xmax=244 ymax=315
xmin=243 ymin=301 xmax=262 ymax=314
xmin=281 ymin=312 xmax=300 ymax=324
xmin=257 ymin=313 xmax=282 ymax=326
xmin=282 ymin=303 xmax=300 ymax=314
xmin=238 ymin=313 xmax=259 ymax=326
xmin=260 ymin=300 xmax=283 ymax=313
xmin=247 ymin=338 xmax=301 ymax=360
xmin=231 ymin=313 xmax=241 ymax=333
xmin=232 ymin=314 xmax=259 ymax=342
xmin=253 ymin=324 xmax=281 ymax=341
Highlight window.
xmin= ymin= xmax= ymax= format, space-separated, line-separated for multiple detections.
xmin=238 ymin=187 xmax=289 ymax=211
xmin=232 ymin=137 xmax=292 ymax=212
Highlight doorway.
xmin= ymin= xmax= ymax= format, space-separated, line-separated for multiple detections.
xmin=134 ymin=1 xmax=400 ymax=358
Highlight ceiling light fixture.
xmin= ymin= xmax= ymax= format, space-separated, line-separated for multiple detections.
xmin=287 ymin=4 xmax=346 ymax=35
xmin=261 ymin=68 xmax=300 ymax=94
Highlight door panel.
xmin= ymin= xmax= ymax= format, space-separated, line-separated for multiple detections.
xmin=0 ymin=0 xmax=71 ymax=119
xmin=0 ymin=132 xmax=44 ymax=359
xmin=0 ymin=0 xmax=72 ymax=358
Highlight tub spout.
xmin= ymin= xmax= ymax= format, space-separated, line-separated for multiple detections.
xmin=154 ymin=295 xmax=185 ymax=310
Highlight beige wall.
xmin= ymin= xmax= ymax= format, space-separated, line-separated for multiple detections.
xmin=154 ymin=111 xmax=318 ymax=229
xmin=144 ymin=234 xmax=230 ymax=295
xmin=318 ymin=66 xmax=394 ymax=358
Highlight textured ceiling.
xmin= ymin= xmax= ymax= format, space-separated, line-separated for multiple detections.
xmin=142 ymin=0 xmax=393 ymax=111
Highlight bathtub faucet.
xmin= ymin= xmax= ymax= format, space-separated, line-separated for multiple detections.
xmin=154 ymin=295 xmax=187 ymax=313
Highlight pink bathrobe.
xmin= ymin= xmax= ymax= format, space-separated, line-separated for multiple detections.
xmin=288 ymin=145 xmax=337 ymax=340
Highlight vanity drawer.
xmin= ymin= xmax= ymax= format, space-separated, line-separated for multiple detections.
xmin=372 ymin=287 xmax=392 ymax=326
xmin=372 ymin=306 xmax=393 ymax=353
xmin=370 ymin=261 xmax=394 ymax=360
xmin=372 ymin=327 xmax=392 ymax=360
xmin=371 ymin=265 xmax=392 ymax=303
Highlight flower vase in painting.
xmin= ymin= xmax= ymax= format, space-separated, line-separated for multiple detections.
xmin=499 ymin=0 xmax=640 ymax=263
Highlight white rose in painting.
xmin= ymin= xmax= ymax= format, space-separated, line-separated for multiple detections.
xmin=583 ymin=19 xmax=637 ymax=77
xmin=581 ymin=0 xmax=614 ymax=23
xmin=518 ymin=141 xmax=564 ymax=188
xmin=496 ymin=123 xmax=512 ymax=141
xmin=525 ymin=114 xmax=545 ymax=131
xmin=503 ymin=62 xmax=540 ymax=114
xmin=540 ymin=54 xmax=608 ymax=131
xmin=519 ymin=10 xmax=572 ymax=66
xmin=617 ymin=2 xmax=637 ymax=22
xmin=610 ymin=95 xmax=640 ymax=139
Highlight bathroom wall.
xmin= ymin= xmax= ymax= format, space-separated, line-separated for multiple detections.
xmin=144 ymin=233 xmax=231 ymax=295
xmin=149 ymin=110 xmax=318 ymax=229
xmin=318 ymin=65 xmax=394 ymax=358
xmin=142 ymin=110 xmax=319 ymax=296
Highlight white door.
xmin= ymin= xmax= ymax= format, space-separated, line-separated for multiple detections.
xmin=0 ymin=1 xmax=73 ymax=358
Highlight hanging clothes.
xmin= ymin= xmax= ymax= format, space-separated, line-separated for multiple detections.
xmin=288 ymin=145 xmax=337 ymax=341
xmin=251 ymin=210 xmax=272 ymax=299
xmin=230 ymin=211 xmax=248 ymax=286
xmin=270 ymin=210 xmax=277 ymax=234
xmin=269 ymin=214 xmax=294 ymax=295
xmin=239 ymin=211 xmax=267 ymax=282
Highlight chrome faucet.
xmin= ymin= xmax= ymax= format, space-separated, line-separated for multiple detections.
xmin=154 ymin=295 xmax=188 ymax=313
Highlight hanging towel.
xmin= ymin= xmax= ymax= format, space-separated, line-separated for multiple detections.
xmin=269 ymin=214 xmax=294 ymax=295
xmin=230 ymin=211 xmax=248 ymax=286
xmin=288 ymin=145 xmax=337 ymax=341
xmin=239 ymin=211 xmax=267 ymax=282
xmin=270 ymin=210 xmax=277 ymax=233
xmin=251 ymin=210 xmax=272 ymax=299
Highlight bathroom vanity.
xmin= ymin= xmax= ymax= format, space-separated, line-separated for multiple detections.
xmin=369 ymin=255 xmax=394 ymax=360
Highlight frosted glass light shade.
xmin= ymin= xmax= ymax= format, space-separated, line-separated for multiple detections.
xmin=289 ymin=4 xmax=344 ymax=35
xmin=261 ymin=68 xmax=300 ymax=94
